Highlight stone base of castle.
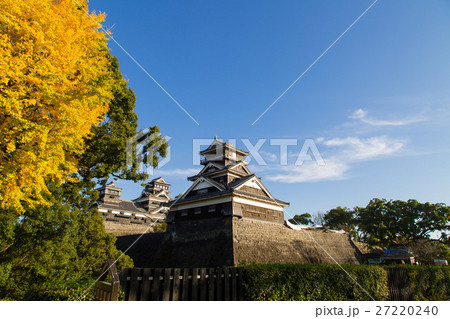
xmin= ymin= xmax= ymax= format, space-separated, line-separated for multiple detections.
xmin=115 ymin=217 xmax=362 ymax=267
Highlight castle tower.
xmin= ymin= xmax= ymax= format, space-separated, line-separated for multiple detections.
xmin=97 ymin=181 xmax=122 ymax=204
xmin=167 ymin=138 xmax=289 ymax=225
xmin=121 ymin=138 xmax=361 ymax=268
xmin=133 ymin=177 xmax=172 ymax=214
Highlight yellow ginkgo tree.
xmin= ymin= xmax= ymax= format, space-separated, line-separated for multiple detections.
xmin=0 ymin=0 xmax=114 ymax=212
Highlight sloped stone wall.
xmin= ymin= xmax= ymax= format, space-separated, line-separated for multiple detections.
xmin=115 ymin=217 xmax=362 ymax=268
xmin=104 ymin=220 xmax=154 ymax=236
xmin=232 ymin=218 xmax=361 ymax=265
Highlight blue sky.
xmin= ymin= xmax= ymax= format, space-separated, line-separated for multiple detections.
xmin=90 ymin=0 xmax=450 ymax=217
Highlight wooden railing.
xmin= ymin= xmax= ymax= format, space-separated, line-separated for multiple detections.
xmin=95 ymin=259 xmax=120 ymax=301
xmin=119 ymin=267 xmax=244 ymax=301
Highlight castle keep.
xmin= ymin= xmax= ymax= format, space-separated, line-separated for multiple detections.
xmin=166 ymin=137 xmax=289 ymax=225
xmin=116 ymin=138 xmax=362 ymax=268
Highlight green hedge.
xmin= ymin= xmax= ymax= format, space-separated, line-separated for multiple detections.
xmin=18 ymin=280 xmax=97 ymax=301
xmin=8 ymin=279 xmax=126 ymax=301
xmin=242 ymin=264 xmax=389 ymax=301
xmin=386 ymin=265 xmax=450 ymax=301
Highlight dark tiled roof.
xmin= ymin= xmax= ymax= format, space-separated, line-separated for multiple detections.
xmin=95 ymin=200 xmax=146 ymax=214
xmin=202 ymin=176 xmax=227 ymax=190
xmin=171 ymin=190 xmax=233 ymax=205
xmin=233 ymin=190 xmax=289 ymax=206
xmin=170 ymin=187 xmax=289 ymax=208
xmin=188 ymin=161 xmax=251 ymax=181
xmin=199 ymin=139 xmax=249 ymax=156
xmin=187 ymin=163 xmax=225 ymax=180
xmin=149 ymin=177 xmax=170 ymax=185
xmin=228 ymin=174 xmax=256 ymax=189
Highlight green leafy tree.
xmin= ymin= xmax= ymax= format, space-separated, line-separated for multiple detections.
xmin=356 ymin=199 xmax=450 ymax=248
xmin=0 ymin=54 xmax=168 ymax=300
xmin=78 ymin=55 xmax=168 ymax=184
xmin=324 ymin=206 xmax=356 ymax=233
xmin=323 ymin=206 xmax=358 ymax=240
xmin=323 ymin=199 xmax=450 ymax=263
xmin=289 ymin=213 xmax=313 ymax=225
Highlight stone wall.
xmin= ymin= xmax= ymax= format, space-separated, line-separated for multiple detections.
xmin=104 ymin=220 xmax=154 ymax=236
xmin=117 ymin=216 xmax=234 ymax=268
xmin=232 ymin=218 xmax=361 ymax=265
xmin=152 ymin=216 xmax=234 ymax=267
xmin=115 ymin=217 xmax=362 ymax=268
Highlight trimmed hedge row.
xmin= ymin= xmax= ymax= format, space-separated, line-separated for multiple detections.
xmin=242 ymin=264 xmax=450 ymax=301
xmin=391 ymin=265 xmax=450 ymax=301
xmin=242 ymin=264 xmax=389 ymax=301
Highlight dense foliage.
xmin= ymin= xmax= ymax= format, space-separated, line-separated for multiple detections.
xmin=242 ymin=264 xmax=449 ymax=301
xmin=288 ymin=213 xmax=313 ymax=225
xmin=402 ymin=265 xmax=450 ymax=301
xmin=242 ymin=264 xmax=389 ymax=301
xmin=323 ymin=199 xmax=450 ymax=263
xmin=0 ymin=1 xmax=168 ymax=300
xmin=0 ymin=181 xmax=134 ymax=300
xmin=0 ymin=0 xmax=114 ymax=212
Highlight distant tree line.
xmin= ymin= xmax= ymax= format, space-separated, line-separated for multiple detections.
xmin=289 ymin=198 xmax=450 ymax=264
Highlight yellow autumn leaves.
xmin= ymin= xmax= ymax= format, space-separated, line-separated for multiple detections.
xmin=0 ymin=0 xmax=115 ymax=212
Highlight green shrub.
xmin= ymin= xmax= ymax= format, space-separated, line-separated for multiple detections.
xmin=385 ymin=265 xmax=450 ymax=301
xmin=17 ymin=280 xmax=96 ymax=301
xmin=242 ymin=264 xmax=389 ymax=301
xmin=152 ymin=222 xmax=167 ymax=233
xmin=13 ymin=278 xmax=126 ymax=301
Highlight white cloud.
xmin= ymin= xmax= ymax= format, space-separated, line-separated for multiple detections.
xmin=322 ymin=136 xmax=404 ymax=161
xmin=266 ymin=159 xmax=348 ymax=183
xmin=259 ymin=150 xmax=278 ymax=162
xmin=349 ymin=108 xmax=426 ymax=126
xmin=263 ymin=136 xmax=405 ymax=183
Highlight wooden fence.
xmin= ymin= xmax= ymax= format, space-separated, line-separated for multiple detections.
xmin=95 ymin=259 xmax=120 ymax=301
xmin=119 ymin=267 xmax=244 ymax=301
xmin=96 ymin=263 xmax=414 ymax=301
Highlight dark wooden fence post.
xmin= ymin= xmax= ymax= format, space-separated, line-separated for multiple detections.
xmin=182 ymin=268 xmax=190 ymax=301
xmin=95 ymin=259 xmax=120 ymax=301
xmin=172 ymin=268 xmax=181 ymax=301
xmin=162 ymin=268 xmax=172 ymax=301
xmin=140 ymin=268 xmax=152 ymax=301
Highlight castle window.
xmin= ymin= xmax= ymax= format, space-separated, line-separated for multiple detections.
xmin=194 ymin=208 xmax=201 ymax=215
xmin=107 ymin=189 xmax=119 ymax=195
xmin=181 ymin=210 xmax=188 ymax=216
xmin=208 ymin=205 xmax=215 ymax=213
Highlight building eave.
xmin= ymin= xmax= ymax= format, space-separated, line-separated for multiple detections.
xmin=233 ymin=190 xmax=290 ymax=207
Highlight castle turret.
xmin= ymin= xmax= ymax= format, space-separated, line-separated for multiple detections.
xmin=199 ymin=137 xmax=249 ymax=166
xmin=133 ymin=177 xmax=172 ymax=214
xmin=98 ymin=181 xmax=122 ymax=204
xmin=167 ymin=137 xmax=289 ymax=225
